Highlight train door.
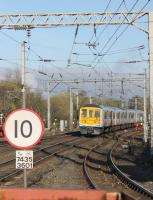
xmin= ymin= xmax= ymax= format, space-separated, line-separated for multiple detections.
xmin=79 ymin=108 xmax=87 ymax=125
xmin=95 ymin=109 xmax=101 ymax=126
xmin=115 ymin=111 xmax=117 ymax=125
xmin=110 ymin=111 xmax=113 ymax=126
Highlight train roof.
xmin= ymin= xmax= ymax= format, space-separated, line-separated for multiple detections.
xmin=80 ymin=104 xmax=102 ymax=109
xmin=80 ymin=104 xmax=143 ymax=113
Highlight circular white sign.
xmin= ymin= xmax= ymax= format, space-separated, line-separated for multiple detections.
xmin=3 ymin=108 xmax=44 ymax=149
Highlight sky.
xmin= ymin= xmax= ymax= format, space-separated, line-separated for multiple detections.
xmin=0 ymin=0 xmax=153 ymax=100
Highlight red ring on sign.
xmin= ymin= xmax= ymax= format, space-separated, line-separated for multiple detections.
xmin=3 ymin=108 xmax=45 ymax=149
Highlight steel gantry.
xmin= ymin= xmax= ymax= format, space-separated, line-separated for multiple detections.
xmin=0 ymin=12 xmax=147 ymax=30
xmin=0 ymin=11 xmax=153 ymax=154
xmin=46 ymin=78 xmax=145 ymax=84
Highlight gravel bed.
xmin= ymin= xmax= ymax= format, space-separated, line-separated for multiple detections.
xmin=0 ymin=130 xmax=149 ymax=200
xmin=113 ymin=135 xmax=153 ymax=193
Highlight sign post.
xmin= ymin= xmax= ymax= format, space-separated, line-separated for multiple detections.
xmin=3 ymin=108 xmax=44 ymax=188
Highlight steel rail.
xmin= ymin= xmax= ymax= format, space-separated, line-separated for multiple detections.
xmin=108 ymin=143 xmax=153 ymax=199
xmin=0 ymin=137 xmax=81 ymax=182
xmin=83 ymin=145 xmax=100 ymax=189
xmin=82 ymin=129 xmax=137 ymax=189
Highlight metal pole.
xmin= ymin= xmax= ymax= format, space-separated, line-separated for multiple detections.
xmin=76 ymin=91 xmax=79 ymax=128
xmin=135 ymin=98 xmax=138 ymax=122
xmin=135 ymin=98 xmax=137 ymax=110
xmin=47 ymin=82 xmax=51 ymax=130
xmin=69 ymin=88 xmax=73 ymax=130
xmin=90 ymin=96 xmax=92 ymax=104
xmin=21 ymin=41 xmax=27 ymax=188
xmin=23 ymin=158 xmax=27 ymax=188
xmin=149 ymin=12 xmax=153 ymax=155
xmin=76 ymin=91 xmax=79 ymax=111
xmin=144 ymin=69 xmax=148 ymax=143
xmin=21 ymin=41 xmax=26 ymax=108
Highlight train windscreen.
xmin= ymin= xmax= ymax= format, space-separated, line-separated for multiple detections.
xmin=81 ymin=109 xmax=87 ymax=117
xmin=95 ymin=110 xmax=100 ymax=118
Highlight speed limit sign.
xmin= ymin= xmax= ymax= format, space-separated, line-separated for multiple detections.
xmin=3 ymin=108 xmax=44 ymax=149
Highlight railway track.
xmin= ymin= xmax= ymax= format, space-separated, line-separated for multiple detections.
xmin=55 ymin=130 xmax=122 ymax=189
xmin=0 ymin=134 xmax=92 ymax=186
xmin=83 ymin=144 xmax=99 ymax=189
xmin=0 ymin=127 xmax=150 ymax=200
xmin=74 ymin=129 xmax=152 ymax=199
xmin=81 ymin=136 xmax=119 ymax=190
xmin=0 ymin=133 xmax=78 ymax=159
xmin=108 ymin=142 xmax=153 ymax=199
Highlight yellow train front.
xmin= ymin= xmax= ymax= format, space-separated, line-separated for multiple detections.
xmin=79 ymin=104 xmax=103 ymax=135
xmin=79 ymin=104 xmax=144 ymax=135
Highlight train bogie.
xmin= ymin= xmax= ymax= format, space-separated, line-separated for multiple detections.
xmin=80 ymin=126 xmax=103 ymax=135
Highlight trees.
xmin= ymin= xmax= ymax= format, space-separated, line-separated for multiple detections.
xmin=0 ymin=80 xmax=21 ymax=115
xmin=0 ymin=72 xmax=144 ymax=130
xmin=128 ymin=96 xmax=143 ymax=110
xmin=0 ymin=80 xmax=47 ymax=125
xmin=26 ymin=91 xmax=47 ymax=125
xmin=51 ymin=92 xmax=69 ymax=123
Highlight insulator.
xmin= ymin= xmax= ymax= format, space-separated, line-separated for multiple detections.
xmin=94 ymin=24 xmax=96 ymax=37
xmin=27 ymin=29 xmax=31 ymax=37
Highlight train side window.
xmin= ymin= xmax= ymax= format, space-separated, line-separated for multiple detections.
xmin=110 ymin=111 xmax=113 ymax=119
xmin=140 ymin=113 xmax=143 ymax=120
xmin=120 ymin=113 xmax=122 ymax=118
xmin=89 ymin=110 xmax=93 ymax=118
xmin=137 ymin=113 xmax=139 ymax=119
xmin=125 ymin=113 xmax=127 ymax=118
xmin=117 ymin=113 xmax=120 ymax=119
xmin=107 ymin=111 xmax=110 ymax=119
xmin=81 ymin=109 xmax=87 ymax=117
xmin=113 ymin=112 xmax=115 ymax=119
xmin=95 ymin=110 xmax=100 ymax=118
xmin=127 ymin=113 xmax=130 ymax=118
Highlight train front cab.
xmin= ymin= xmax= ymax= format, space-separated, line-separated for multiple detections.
xmin=79 ymin=106 xmax=103 ymax=135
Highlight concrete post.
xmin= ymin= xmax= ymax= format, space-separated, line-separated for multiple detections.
xmin=47 ymin=82 xmax=51 ymax=130
xmin=21 ymin=41 xmax=27 ymax=188
xmin=90 ymin=96 xmax=92 ymax=104
xmin=21 ymin=41 xmax=26 ymax=108
xmin=149 ymin=12 xmax=153 ymax=154
xmin=69 ymin=88 xmax=73 ymax=129
xmin=144 ymin=69 xmax=148 ymax=143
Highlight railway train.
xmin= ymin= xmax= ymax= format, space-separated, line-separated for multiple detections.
xmin=79 ymin=104 xmax=143 ymax=135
